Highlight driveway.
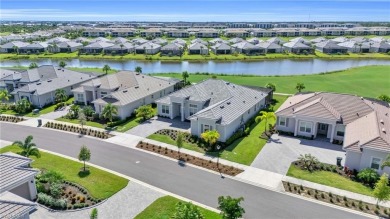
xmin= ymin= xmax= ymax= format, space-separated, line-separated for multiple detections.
xmin=38 ymin=106 xmax=70 ymax=120
xmin=251 ymin=134 xmax=346 ymax=175
xmin=126 ymin=116 xmax=190 ymax=137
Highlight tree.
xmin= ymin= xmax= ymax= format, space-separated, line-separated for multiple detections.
xmin=265 ymin=83 xmax=276 ymax=92
xmin=182 ymin=71 xmax=189 ymax=85
xmin=101 ymin=103 xmax=118 ymax=122
xmin=255 ymin=111 xmax=276 ymax=133
xmin=373 ymin=173 xmax=390 ymax=204
xmin=176 ymin=133 xmax=184 ymax=156
xmin=0 ymin=90 xmax=11 ymax=101
xmin=78 ymin=112 xmax=86 ymax=128
xmin=135 ymin=105 xmax=154 ymax=121
xmin=378 ymin=94 xmax=390 ymax=103
xmin=201 ymin=130 xmax=220 ymax=150
xmin=119 ymin=44 xmax=124 ymax=55
xmin=78 ymin=145 xmax=91 ymax=172
xmin=298 ymin=154 xmax=319 ymax=172
xmin=13 ymin=135 xmax=41 ymax=158
xmin=135 ymin=66 xmax=142 ymax=73
xmin=295 ymin=83 xmax=305 ymax=93
xmin=59 ymin=61 xmax=67 ymax=68
xmin=218 ymin=196 xmax=245 ymax=219
xmin=15 ymin=98 xmax=32 ymax=114
xmin=172 ymin=202 xmax=204 ymax=219
xmin=83 ymin=105 xmax=95 ymax=117
xmin=55 ymin=89 xmax=67 ymax=103
xmin=12 ymin=45 xmax=19 ymax=54
xmin=68 ymin=104 xmax=80 ymax=119
xmin=102 ymin=64 xmax=111 ymax=74
xmin=29 ymin=62 xmax=38 ymax=69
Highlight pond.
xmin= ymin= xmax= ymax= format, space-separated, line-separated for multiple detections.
xmin=1 ymin=58 xmax=390 ymax=75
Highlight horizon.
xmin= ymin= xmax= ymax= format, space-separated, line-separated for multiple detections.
xmin=1 ymin=0 xmax=389 ymax=22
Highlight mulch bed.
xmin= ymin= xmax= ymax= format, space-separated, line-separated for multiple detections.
xmin=44 ymin=122 xmax=114 ymax=139
xmin=283 ymin=181 xmax=390 ymax=218
xmin=61 ymin=181 xmax=102 ymax=210
xmin=0 ymin=115 xmax=25 ymax=123
xmin=136 ymin=141 xmax=244 ymax=176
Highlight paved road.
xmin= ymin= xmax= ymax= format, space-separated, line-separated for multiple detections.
xmin=0 ymin=123 xmax=368 ymax=219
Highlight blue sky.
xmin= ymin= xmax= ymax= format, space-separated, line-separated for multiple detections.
xmin=1 ymin=0 xmax=389 ymax=22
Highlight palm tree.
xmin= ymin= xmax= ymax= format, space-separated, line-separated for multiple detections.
xmin=295 ymin=82 xmax=305 ymax=93
xmin=29 ymin=62 xmax=38 ymax=69
xmin=67 ymin=45 xmax=71 ymax=53
xmin=381 ymin=155 xmax=390 ymax=169
xmin=101 ymin=103 xmax=118 ymax=122
xmin=135 ymin=66 xmax=142 ymax=73
xmin=59 ymin=61 xmax=67 ymax=68
xmin=200 ymin=45 xmax=204 ymax=55
xmin=55 ymin=89 xmax=67 ymax=103
xmin=12 ymin=135 xmax=41 ymax=158
xmin=120 ymin=44 xmax=124 ymax=55
xmin=182 ymin=71 xmax=189 ymax=85
xmin=0 ymin=90 xmax=11 ymax=102
xmin=12 ymin=45 xmax=19 ymax=54
xmin=255 ymin=111 xmax=276 ymax=134
xmin=102 ymin=64 xmax=111 ymax=74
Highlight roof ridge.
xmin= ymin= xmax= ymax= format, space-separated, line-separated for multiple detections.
xmin=319 ymin=98 xmax=341 ymax=120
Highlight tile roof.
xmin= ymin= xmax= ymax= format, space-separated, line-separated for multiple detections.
xmin=0 ymin=152 xmax=38 ymax=193
xmin=283 ymin=41 xmax=312 ymax=49
xmin=0 ymin=191 xmax=37 ymax=219
xmin=315 ymin=40 xmax=348 ymax=49
xmin=231 ymin=41 xmax=258 ymax=50
xmin=189 ymin=42 xmax=207 ymax=50
xmin=211 ymin=43 xmax=231 ymax=50
xmin=257 ymin=42 xmax=282 ymax=50
xmin=135 ymin=42 xmax=161 ymax=50
xmin=161 ymin=43 xmax=184 ymax=51
xmin=171 ymin=38 xmax=187 ymax=45
xmin=190 ymin=38 xmax=207 ymax=45
xmin=84 ymin=41 xmax=115 ymax=49
xmin=1 ymin=41 xmax=30 ymax=49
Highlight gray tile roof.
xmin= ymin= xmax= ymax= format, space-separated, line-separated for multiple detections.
xmin=158 ymin=79 xmax=267 ymax=125
xmin=161 ymin=43 xmax=184 ymax=51
xmin=0 ymin=152 xmax=38 ymax=193
xmin=171 ymin=38 xmax=187 ymax=45
xmin=209 ymin=38 xmax=228 ymax=44
xmin=151 ymin=38 xmax=168 ymax=45
xmin=0 ymin=191 xmax=37 ymax=219
xmin=105 ymin=43 xmax=135 ymax=51
xmin=190 ymin=38 xmax=207 ymax=45
xmin=315 ymin=40 xmax=347 ymax=49
xmin=231 ymin=41 xmax=258 ymax=49
xmin=113 ymin=37 xmax=129 ymax=44
xmin=310 ymin=37 xmax=326 ymax=43
xmin=331 ymin=37 xmax=349 ymax=43
xmin=46 ymin=37 xmax=70 ymax=44
xmin=84 ymin=41 xmax=115 ymax=49
xmin=228 ymin=38 xmax=245 ymax=44
xmin=266 ymin=37 xmax=285 ymax=44
xmin=135 ymin=42 xmax=161 ymax=50
xmin=20 ymin=42 xmax=48 ymax=49
xmin=189 ymin=42 xmax=207 ymax=50
xmin=57 ymin=41 xmax=82 ymax=48
xmin=337 ymin=41 xmax=370 ymax=49
xmin=211 ymin=43 xmax=231 ymax=50
xmin=1 ymin=41 xmax=30 ymax=49
xmin=257 ymin=42 xmax=282 ymax=50
xmin=283 ymin=41 xmax=311 ymax=49
xmin=290 ymin=37 xmax=311 ymax=45
xmin=0 ymin=69 xmax=18 ymax=80
xmin=92 ymin=72 xmax=174 ymax=106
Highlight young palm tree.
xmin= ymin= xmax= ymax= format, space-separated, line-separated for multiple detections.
xmin=102 ymin=64 xmax=111 ymax=74
xmin=55 ymin=89 xmax=68 ymax=103
xmin=295 ymin=83 xmax=306 ymax=93
xmin=101 ymin=103 xmax=118 ymax=122
xmin=0 ymin=90 xmax=11 ymax=101
xmin=182 ymin=71 xmax=189 ymax=84
xmin=135 ymin=66 xmax=142 ymax=73
xmin=59 ymin=61 xmax=67 ymax=68
xmin=13 ymin=135 xmax=41 ymax=158
xmin=381 ymin=155 xmax=390 ymax=169
xmin=120 ymin=44 xmax=124 ymax=55
xmin=255 ymin=111 xmax=276 ymax=133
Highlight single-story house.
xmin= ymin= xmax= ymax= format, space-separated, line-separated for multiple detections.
xmin=190 ymin=38 xmax=208 ymax=46
xmin=113 ymin=37 xmax=129 ymax=44
xmin=211 ymin=43 xmax=232 ymax=54
xmin=310 ymin=37 xmax=327 ymax=44
xmin=0 ymin=191 xmax=37 ymax=219
xmin=46 ymin=37 xmax=70 ymax=44
xmin=370 ymin=37 xmax=385 ymax=43
xmin=350 ymin=37 xmax=368 ymax=43
xmin=89 ymin=37 xmax=113 ymax=44
xmin=74 ymin=37 xmax=90 ymax=44
xmin=0 ymin=41 xmax=30 ymax=53
xmin=337 ymin=41 xmax=370 ymax=53
xmin=283 ymin=41 xmax=314 ymax=54
xmin=135 ymin=42 xmax=161 ymax=54
xmin=228 ymin=37 xmax=245 ymax=44
xmin=257 ymin=41 xmax=283 ymax=53
xmin=231 ymin=42 xmax=264 ymax=55
xmin=131 ymin=38 xmax=149 ymax=45
xmin=160 ymin=43 xmax=184 ymax=56
xmin=209 ymin=38 xmax=228 ymax=45
xmin=140 ymin=28 xmax=163 ymax=38
xmin=289 ymin=37 xmax=311 ymax=45
xmin=104 ymin=43 xmax=135 ymax=55
xmin=151 ymin=38 xmax=168 ymax=46
xmin=331 ymin=37 xmax=349 ymax=43
xmin=314 ymin=40 xmax=348 ymax=54
xmin=18 ymin=42 xmax=49 ymax=54
xmin=48 ymin=41 xmax=83 ymax=53
xmin=275 ymin=92 xmax=390 ymax=174
xmin=188 ymin=42 xmax=209 ymax=55
xmin=73 ymin=71 xmax=177 ymax=119
xmin=369 ymin=41 xmax=390 ymax=53
xmin=247 ymin=38 xmax=262 ymax=44
xmin=5 ymin=65 xmax=96 ymax=107
xmin=156 ymin=79 xmax=268 ymax=142
xmin=171 ymin=38 xmax=187 ymax=46
xmin=266 ymin=37 xmax=285 ymax=45
xmin=81 ymin=41 xmax=115 ymax=54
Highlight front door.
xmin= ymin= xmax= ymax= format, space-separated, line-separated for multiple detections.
xmin=317 ymin=123 xmax=328 ymax=136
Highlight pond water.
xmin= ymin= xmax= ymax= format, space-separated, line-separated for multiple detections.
xmin=1 ymin=58 xmax=390 ymax=75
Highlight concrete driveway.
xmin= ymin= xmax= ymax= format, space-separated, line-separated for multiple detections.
xmin=251 ymin=134 xmax=346 ymax=175
xmin=126 ymin=116 xmax=190 ymax=137
xmin=38 ymin=106 xmax=70 ymax=120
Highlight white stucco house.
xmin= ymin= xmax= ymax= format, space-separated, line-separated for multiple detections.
xmin=72 ymin=71 xmax=179 ymax=120
xmin=0 ymin=152 xmax=38 ymax=219
xmin=1 ymin=65 xmax=96 ymax=108
xmin=275 ymin=92 xmax=390 ymax=174
xmin=156 ymin=79 xmax=269 ymax=142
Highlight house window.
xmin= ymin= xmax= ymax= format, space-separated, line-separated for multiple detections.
xmin=248 ymin=109 xmax=250 ymax=114
xmin=151 ymin=94 xmax=154 ymax=99
xmin=279 ymin=117 xmax=287 ymax=127
xmin=162 ymin=105 xmax=169 ymax=114
xmin=299 ymin=121 xmax=312 ymax=134
xmin=189 ymin=104 xmax=197 ymax=116
xmin=101 ymin=91 xmax=107 ymax=96
xmin=203 ymin=124 xmax=212 ymax=132
xmin=77 ymin=93 xmax=84 ymax=102
xmin=371 ymin=157 xmax=381 ymax=170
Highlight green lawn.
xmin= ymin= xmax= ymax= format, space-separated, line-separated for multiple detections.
xmin=56 ymin=117 xmax=105 ymax=129
xmin=0 ymin=145 xmax=128 ymax=199
xmin=147 ymin=94 xmax=288 ymax=165
xmin=1 ymin=98 xmax=74 ymax=117
xmin=67 ymin=67 xmax=118 ymax=74
xmin=287 ymin=165 xmax=373 ymax=197
xmin=154 ymin=65 xmax=390 ymax=98
xmin=135 ymin=196 xmax=221 ymax=219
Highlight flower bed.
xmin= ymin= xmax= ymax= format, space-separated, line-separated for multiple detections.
xmin=282 ymin=181 xmax=390 ymax=217
xmin=44 ymin=122 xmax=113 ymax=139
xmin=0 ymin=115 xmax=24 ymax=123
xmin=38 ymin=180 xmax=103 ymax=210
xmin=136 ymin=141 xmax=244 ymax=176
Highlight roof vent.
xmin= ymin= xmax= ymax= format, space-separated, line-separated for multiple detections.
xmin=357 ymin=113 xmax=359 ymax=117
xmin=37 ymin=82 xmax=41 ymax=85
xmin=243 ymin=100 xmax=245 ymax=104
xmin=58 ymin=68 xmax=61 ymax=70
xmin=135 ymin=86 xmax=139 ymax=89
xmin=226 ymin=82 xmax=230 ymax=85
xmin=233 ymin=85 xmax=235 ymax=88
xmin=68 ymin=79 xmax=70 ymax=82
xmin=381 ymin=119 xmax=384 ymax=124
xmin=81 ymin=77 xmax=83 ymax=79
xmin=220 ymin=105 xmax=224 ymax=109
xmin=142 ymin=76 xmax=144 ymax=78
xmin=62 ymin=70 xmax=64 ymax=72
xmin=123 ymin=90 xmax=128 ymax=93
xmin=382 ymin=128 xmax=386 ymax=133
xmin=227 ymin=101 xmax=231 ymax=105
xmin=360 ymin=97 xmax=364 ymax=100
xmin=211 ymin=92 xmax=213 ymax=95
xmin=47 ymin=79 xmax=52 ymax=82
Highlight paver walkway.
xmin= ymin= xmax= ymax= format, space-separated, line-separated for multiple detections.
xmin=126 ymin=116 xmax=190 ymax=137
xmin=251 ymin=134 xmax=345 ymax=175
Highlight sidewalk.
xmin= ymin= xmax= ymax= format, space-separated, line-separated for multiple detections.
xmin=283 ymin=176 xmax=390 ymax=208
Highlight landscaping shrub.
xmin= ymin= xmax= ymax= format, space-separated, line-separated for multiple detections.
xmin=36 ymin=181 xmax=47 ymax=194
xmin=50 ymin=183 xmax=63 ymax=199
xmin=40 ymin=170 xmax=64 ymax=184
xmin=357 ymin=168 xmax=380 ymax=186
xmin=226 ymin=130 xmax=244 ymax=145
